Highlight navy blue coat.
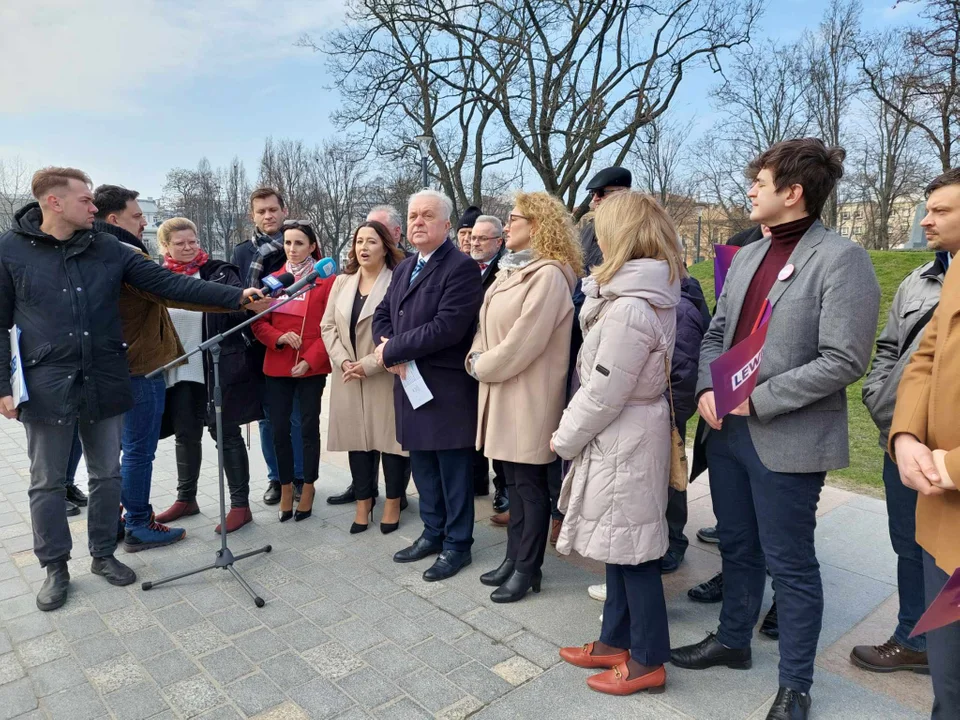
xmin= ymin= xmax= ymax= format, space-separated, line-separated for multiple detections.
xmin=372 ymin=239 xmax=484 ymax=451
xmin=671 ymin=277 xmax=711 ymax=431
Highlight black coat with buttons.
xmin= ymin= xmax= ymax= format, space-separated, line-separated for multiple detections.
xmin=0 ymin=203 xmax=243 ymax=425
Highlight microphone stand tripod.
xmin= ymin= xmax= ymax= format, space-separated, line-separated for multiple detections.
xmin=140 ymin=282 xmax=318 ymax=607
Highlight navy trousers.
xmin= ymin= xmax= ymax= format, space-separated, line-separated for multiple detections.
xmin=924 ymin=551 xmax=960 ymax=720
xmin=599 ymin=560 xmax=671 ymax=666
xmin=881 ymin=453 xmax=927 ymax=651
xmin=707 ymin=417 xmax=824 ymax=693
xmin=410 ymin=448 xmax=475 ymax=552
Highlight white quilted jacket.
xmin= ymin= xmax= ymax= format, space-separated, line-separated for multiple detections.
xmin=552 ymin=259 xmax=679 ymax=566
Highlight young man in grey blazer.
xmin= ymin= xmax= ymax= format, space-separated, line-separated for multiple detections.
xmin=670 ymin=139 xmax=881 ymax=720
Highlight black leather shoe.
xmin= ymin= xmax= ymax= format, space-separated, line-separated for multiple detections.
xmin=760 ymin=600 xmax=779 ymax=639
xmin=65 ymin=483 xmax=88 ymax=507
xmin=491 ymin=569 xmax=541 ymax=603
xmin=327 ymin=484 xmax=356 ymax=505
xmin=492 ymin=489 xmax=509 ymax=514
xmin=660 ymin=549 xmax=683 ymax=574
xmin=91 ymin=555 xmax=136 ymax=587
xmin=65 ymin=500 xmax=81 ymax=517
xmin=400 ymin=495 xmax=408 ymax=511
xmin=393 ymin=536 xmax=443 ymax=564
xmin=36 ymin=561 xmax=70 ymax=612
xmin=480 ymin=558 xmax=516 ymax=587
xmin=766 ymin=687 xmax=811 ymax=720
xmin=263 ymin=481 xmax=282 ymax=506
xmin=670 ymin=633 xmax=752 ymax=670
xmin=423 ymin=550 xmax=472 ymax=582
xmin=688 ymin=571 xmax=723 ymax=603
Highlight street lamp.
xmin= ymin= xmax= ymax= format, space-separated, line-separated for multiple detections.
xmin=695 ymin=206 xmax=704 ymax=264
xmin=414 ymin=134 xmax=433 ymax=188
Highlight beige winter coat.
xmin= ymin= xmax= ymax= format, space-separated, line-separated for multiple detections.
xmin=320 ymin=269 xmax=406 ymax=456
xmin=552 ymin=259 xmax=679 ymax=566
xmin=468 ymin=258 xmax=577 ymax=465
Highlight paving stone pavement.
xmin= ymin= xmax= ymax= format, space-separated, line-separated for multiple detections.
xmin=0 ymin=413 xmax=933 ymax=719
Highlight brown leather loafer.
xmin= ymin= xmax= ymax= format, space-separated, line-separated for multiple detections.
xmin=587 ymin=663 xmax=666 ymax=695
xmin=559 ymin=642 xmax=630 ymax=670
xmin=850 ymin=637 xmax=929 ymax=674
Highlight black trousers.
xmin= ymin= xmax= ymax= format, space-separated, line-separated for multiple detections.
xmin=264 ymin=374 xmax=325 ymax=485
xmin=167 ymin=381 xmax=250 ymax=508
xmin=348 ymin=451 xmax=411 ymax=501
xmin=503 ymin=461 xmax=551 ymax=574
xmin=547 ymin=456 xmax=563 ymax=520
xmin=473 ymin=449 xmax=506 ymax=494
xmin=925 ymin=551 xmax=960 ymax=720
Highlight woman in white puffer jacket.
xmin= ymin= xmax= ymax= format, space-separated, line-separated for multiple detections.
xmin=551 ymin=191 xmax=682 ymax=697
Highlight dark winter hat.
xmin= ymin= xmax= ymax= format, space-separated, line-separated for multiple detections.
xmin=586 ymin=167 xmax=632 ymax=192
xmin=458 ymin=206 xmax=482 ymax=230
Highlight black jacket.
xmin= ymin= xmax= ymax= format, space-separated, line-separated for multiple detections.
xmin=727 ymin=225 xmax=764 ymax=248
xmin=230 ymin=233 xmax=286 ymax=289
xmin=0 ymin=204 xmax=243 ymax=425
xmin=671 ymin=277 xmax=711 ymax=432
xmin=480 ymin=248 xmax=504 ymax=292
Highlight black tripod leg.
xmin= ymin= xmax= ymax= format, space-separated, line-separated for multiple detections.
xmin=232 ymin=545 xmax=273 ymax=563
xmin=228 ymin=564 xmax=265 ymax=607
xmin=141 ymin=560 xmax=218 ymax=591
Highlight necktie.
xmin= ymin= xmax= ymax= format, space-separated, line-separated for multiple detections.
xmin=478 ymin=263 xmax=488 ymax=272
xmin=409 ymin=257 xmax=427 ymax=286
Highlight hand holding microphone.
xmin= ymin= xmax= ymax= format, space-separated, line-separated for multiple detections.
xmin=282 ymin=257 xmax=337 ymax=297
xmin=241 ymin=272 xmax=296 ymax=307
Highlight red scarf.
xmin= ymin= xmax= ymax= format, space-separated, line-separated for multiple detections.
xmin=163 ymin=248 xmax=210 ymax=275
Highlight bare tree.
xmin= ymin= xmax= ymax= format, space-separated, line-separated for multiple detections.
xmin=309 ymin=0 xmax=760 ymax=212
xmin=802 ymin=0 xmax=862 ymax=227
xmin=306 ymin=140 xmax=371 ymax=260
xmin=629 ymin=116 xmax=698 ymax=228
xmin=213 ymin=159 xmax=252 ymax=255
xmin=0 ymin=156 xmax=31 ymax=230
xmin=859 ymin=0 xmax=959 ymax=172
xmin=161 ymin=158 xmax=243 ymax=259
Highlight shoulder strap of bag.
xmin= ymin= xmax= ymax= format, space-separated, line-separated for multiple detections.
xmin=664 ymin=354 xmax=678 ymax=429
xmin=901 ymin=303 xmax=939 ymax=356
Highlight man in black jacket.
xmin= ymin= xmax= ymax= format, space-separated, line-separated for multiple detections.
xmin=0 ymin=167 xmax=262 ymax=612
xmin=231 ymin=187 xmax=305 ymax=507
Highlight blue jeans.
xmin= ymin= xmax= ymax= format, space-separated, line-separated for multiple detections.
xmin=120 ymin=375 xmax=167 ymax=528
xmin=66 ymin=424 xmax=83 ymax=485
xmin=882 ymin=453 xmax=927 ymax=652
xmin=708 ymin=417 xmax=825 ymax=694
xmin=260 ymin=390 xmax=303 ymax=482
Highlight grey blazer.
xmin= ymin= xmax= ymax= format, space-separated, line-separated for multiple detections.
xmin=697 ymin=221 xmax=880 ymax=474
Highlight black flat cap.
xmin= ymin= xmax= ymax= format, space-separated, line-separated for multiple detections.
xmin=458 ymin=206 xmax=482 ymax=230
xmin=586 ymin=167 xmax=632 ymax=192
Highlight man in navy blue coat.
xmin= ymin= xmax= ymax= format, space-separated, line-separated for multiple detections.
xmin=373 ymin=189 xmax=484 ymax=581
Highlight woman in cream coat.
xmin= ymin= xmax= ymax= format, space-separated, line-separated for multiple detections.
xmin=467 ymin=192 xmax=582 ymax=604
xmin=552 ymin=192 xmax=682 ymax=697
xmin=321 ymin=221 xmax=409 ymax=534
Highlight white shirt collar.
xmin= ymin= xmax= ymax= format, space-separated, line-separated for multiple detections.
xmin=418 ymin=250 xmax=435 ymax=264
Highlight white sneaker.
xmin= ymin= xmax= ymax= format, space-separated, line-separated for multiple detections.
xmin=599 ymin=613 xmax=603 ymax=623
xmin=588 ymin=582 xmax=607 ymax=602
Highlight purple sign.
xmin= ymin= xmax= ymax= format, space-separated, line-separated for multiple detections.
xmin=713 ymin=244 xmax=740 ymax=301
xmin=710 ymin=300 xmax=773 ymax=418
xmin=911 ymin=567 xmax=960 ymax=637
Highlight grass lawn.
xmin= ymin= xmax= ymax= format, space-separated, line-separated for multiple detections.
xmin=688 ymin=249 xmax=935 ymax=490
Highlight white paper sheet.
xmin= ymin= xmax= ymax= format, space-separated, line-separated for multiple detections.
xmin=9 ymin=326 xmax=28 ymax=408
xmin=400 ymin=361 xmax=433 ymax=409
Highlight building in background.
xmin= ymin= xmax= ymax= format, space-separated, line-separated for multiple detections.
xmin=836 ymin=197 xmax=923 ymax=250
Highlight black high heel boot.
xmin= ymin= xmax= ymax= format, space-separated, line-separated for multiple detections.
xmin=350 ymin=497 xmax=376 ymax=534
xmin=480 ymin=558 xmax=516 ymax=587
xmin=490 ymin=569 xmax=542 ymax=603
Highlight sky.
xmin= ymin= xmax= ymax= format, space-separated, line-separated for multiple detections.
xmin=0 ymin=0 xmax=922 ymax=200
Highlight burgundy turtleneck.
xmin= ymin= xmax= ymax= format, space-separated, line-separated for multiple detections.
xmin=732 ymin=215 xmax=817 ymax=345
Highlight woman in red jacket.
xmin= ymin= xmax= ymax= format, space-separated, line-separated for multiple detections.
xmin=252 ymin=221 xmax=334 ymax=522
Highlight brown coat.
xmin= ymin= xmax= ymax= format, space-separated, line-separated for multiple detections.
xmin=321 ymin=268 xmax=405 ymax=456
xmin=469 ymin=259 xmax=576 ymax=465
xmin=890 ymin=260 xmax=960 ymax=573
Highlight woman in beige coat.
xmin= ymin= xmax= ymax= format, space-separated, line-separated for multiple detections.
xmin=467 ymin=192 xmax=581 ymax=603
xmin=320 ymin=221 xmax=409 ymax=534
xmin=551 ymin=192 xmax=682 ymax=696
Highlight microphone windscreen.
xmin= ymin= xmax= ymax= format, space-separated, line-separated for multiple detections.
xmin=313 ymin=258 xmax=337 ymax=279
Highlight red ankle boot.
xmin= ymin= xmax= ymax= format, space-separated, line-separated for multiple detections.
xmin=216 ymin=507 xmax=253 ymax=534
xmin=155 ymin=500 xmax=200 ymax=524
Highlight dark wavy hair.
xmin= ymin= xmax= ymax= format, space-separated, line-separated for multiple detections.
xmin=282 ymin=220 xmax=321 ymax=260
xmin=745 ymin=138 xmax=846 ymax=219
xmin=344 ymin=221 xmax=405 ymax=274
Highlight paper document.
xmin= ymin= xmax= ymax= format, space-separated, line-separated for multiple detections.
xmin=9 ymin=326 xmax=28 ymax=408
xmin=400 ymin=361 xmax=433 ymax=409
xmin=911 ymin=567 xmax=960 ymax=637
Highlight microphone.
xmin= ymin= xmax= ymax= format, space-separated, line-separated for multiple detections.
xmin=241 ymin=272 xmax=295 ymax=306
xmin=283 ymin=258 xmax=337 ymax=297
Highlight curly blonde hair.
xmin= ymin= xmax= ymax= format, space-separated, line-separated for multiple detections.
xmin=514 ymin=192 xmax=583 ymax=276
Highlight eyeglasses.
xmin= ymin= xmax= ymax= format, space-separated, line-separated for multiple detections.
xmin=471 ymin=235 xmax=501 ymax=243
xmin=590 ymin=189 xmax=607 ymax=199
xmin=170 ymin=240 xmax=199 ymax=249
xmin=506 ymin=214 xmax=529 ymax=225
